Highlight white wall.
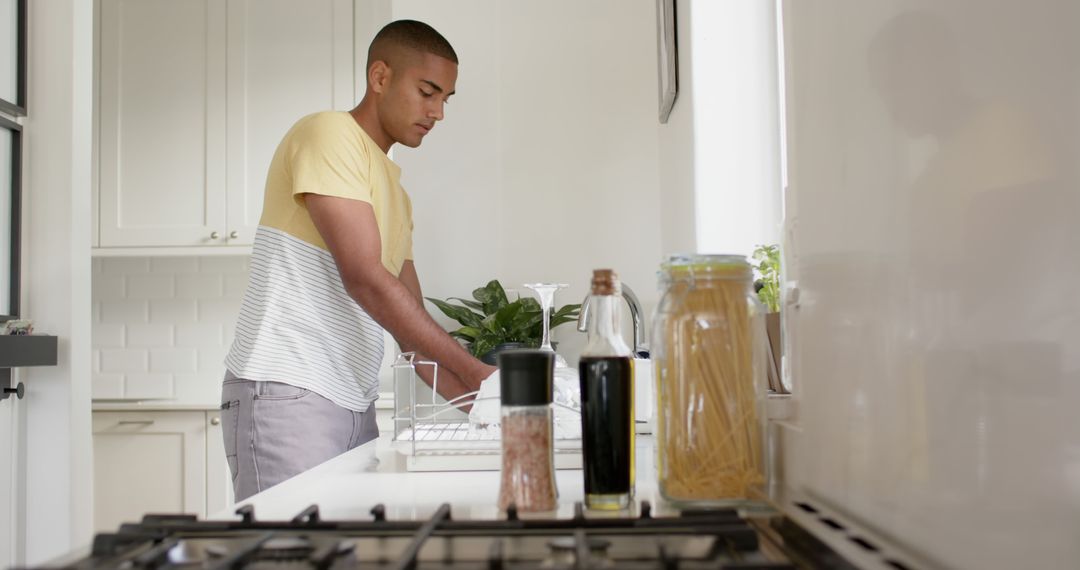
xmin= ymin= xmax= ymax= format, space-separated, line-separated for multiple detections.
xmin=21 ymin=0 xmax=95 ymax=564
xmin=656 ymin=0 xmax=783 ymax=261
xmin=780 ymin=0 xmax=1080 ymax=567
xmin=391 ymin=0 xmax=663 ymax=361
xmin=657 ymin=0 xmax=697 ymax=257
xmin=691 ymin=0 xmax=782 ymax=258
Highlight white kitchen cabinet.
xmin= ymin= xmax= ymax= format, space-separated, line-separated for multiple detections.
xmin=95 ymin=0 xmax=356 ymax=252
xmin=92 ymin=410 xmax=232 ymax=532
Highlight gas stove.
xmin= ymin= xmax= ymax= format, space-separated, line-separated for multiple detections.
xmin=39 ymin=501 xmax=859 ymax=569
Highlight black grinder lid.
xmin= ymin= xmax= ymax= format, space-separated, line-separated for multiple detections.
xmin=496 ymin=349 xmax=553 ymax=406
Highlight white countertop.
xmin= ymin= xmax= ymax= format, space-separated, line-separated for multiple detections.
xmin=92 ymin=393 xmax=395 ymax=412
xmin=212 ymin=434 xmax=675 ymax=522
xmin=92 ymin=402 xmax=223 ymax=412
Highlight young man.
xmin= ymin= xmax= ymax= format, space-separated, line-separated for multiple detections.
xmin=221 ymin=20 xmax=496 ymax=501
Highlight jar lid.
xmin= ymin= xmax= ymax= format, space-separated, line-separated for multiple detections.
xmin=661 ymin=254 xmax=751 ymax=278
xmin=497 ymin=350 xmax=553 ymax=406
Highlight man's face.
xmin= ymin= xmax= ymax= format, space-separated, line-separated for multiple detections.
xmin=377 ymin=52 xmax=458 ymax=148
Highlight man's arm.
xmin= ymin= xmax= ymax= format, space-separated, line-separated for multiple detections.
xmin=305 ymin=194 xmax=494 ymax=400
xmin=396 ymin=261 xmax=488 ymax=400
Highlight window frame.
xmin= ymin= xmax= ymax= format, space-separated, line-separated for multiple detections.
xmin=0 ymin=0 xmax=27 ymax=117
xmin=0 ymin=114 xmax=21 ymax=320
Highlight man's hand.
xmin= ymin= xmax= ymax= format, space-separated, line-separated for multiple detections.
xmin=397 ymin=261 xmax=496 ymax=396
xmin=304 ymin=193 xmax=492 ymax=401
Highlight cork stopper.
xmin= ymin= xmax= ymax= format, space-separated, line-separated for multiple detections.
xmin=590 ymin=269 xmax=620 ymax=296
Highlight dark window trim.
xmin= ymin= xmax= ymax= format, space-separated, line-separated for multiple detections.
xmin=0 ymin=0 xmax=28 ymax=116
xmin=0 ymin=115 xmax=20 ymax=320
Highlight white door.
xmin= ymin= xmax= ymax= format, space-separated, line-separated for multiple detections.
xmin=224 ymin=0 xmax=356 ymax=244
xmin=92 ymin=411 xmax=207 ymax=532
xmin=0 ymin=375 xmax=23 ymax=567
xmin=98 ymin=0 xmax=228 ymax=247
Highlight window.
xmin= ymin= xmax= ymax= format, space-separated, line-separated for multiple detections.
xmin=0 ymin=0 xmax=27 ymax=117
xmin=0 ymin=116 xmax=19 ymax=319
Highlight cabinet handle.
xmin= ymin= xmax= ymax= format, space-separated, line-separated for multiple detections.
xmin=117 ymin=420 xmax=155 ymax=426
xmin=210 ymin=417 xmax=221 ymax=426
xmin=210 ymin=231 xmax=220 ymax=240
xmin=229 ymin=231 xmax=239 ymax=239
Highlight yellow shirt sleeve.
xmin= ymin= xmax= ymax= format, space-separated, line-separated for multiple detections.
xmin=286 ymin=114 xmax=372 ymax=205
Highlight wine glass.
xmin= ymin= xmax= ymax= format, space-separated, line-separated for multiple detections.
xmin=523 ymin=282 xmax=569 ymax=368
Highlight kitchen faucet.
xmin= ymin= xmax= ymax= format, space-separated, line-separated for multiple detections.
xmin=577 ymin=283 xmax=649 ymax=358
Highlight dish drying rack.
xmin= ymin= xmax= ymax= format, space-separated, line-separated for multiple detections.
xmin=391 ymin=352 xmax=582 ymax=472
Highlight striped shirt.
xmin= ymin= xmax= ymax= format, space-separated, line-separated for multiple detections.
xmin=224 ymin=112 xmax=414 ymax=412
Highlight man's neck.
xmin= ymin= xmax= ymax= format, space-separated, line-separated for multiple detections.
xmin=349 ymin=99 xmax=394 ymax=154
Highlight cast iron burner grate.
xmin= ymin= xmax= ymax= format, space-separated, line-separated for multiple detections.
xmin=32 ymin=501 xmax=809 ymax=570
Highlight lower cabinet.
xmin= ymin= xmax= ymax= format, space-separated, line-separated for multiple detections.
xmin=92 ymin=410 xmax=233 ymax=533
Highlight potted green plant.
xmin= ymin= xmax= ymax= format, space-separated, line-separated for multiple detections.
xmin=426 ymin=280 xmax=581 ymax=365
xmin=752 ymin=244 xmax=784 ymax=392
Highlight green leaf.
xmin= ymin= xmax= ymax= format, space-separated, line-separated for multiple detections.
xmin=449 ymin=330 xmax=475 ymax=342
xmin=449 ymin=297 xmax=486 ymax=312
xmin=425 ymin=297 xmax=483 ymax=328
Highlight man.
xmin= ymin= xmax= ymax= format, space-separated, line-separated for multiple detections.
xmin=221 ymin=20 xmax=496 ymax=501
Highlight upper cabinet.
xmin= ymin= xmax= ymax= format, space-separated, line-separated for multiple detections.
xmin=95 ymin=0 xmax=356 ymax=253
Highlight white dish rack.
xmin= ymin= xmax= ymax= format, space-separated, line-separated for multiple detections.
xmin=391 ymin=352 xmax=582 ymax=472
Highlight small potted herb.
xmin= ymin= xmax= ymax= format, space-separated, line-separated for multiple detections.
xmin=426 ymin=280 xmax=581 ymax=364
xmin=752 ymin=244 xmax=783 ymax=392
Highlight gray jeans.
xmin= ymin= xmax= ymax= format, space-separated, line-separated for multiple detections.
xmin=220 ymin=372 xmax=378 ymax=501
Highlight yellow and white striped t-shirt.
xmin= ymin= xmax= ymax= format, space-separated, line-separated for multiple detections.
xmin=225 ymin=112 xmax=413 ymax=412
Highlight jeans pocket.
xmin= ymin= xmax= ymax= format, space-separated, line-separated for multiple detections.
xmin=221 ymin=399 xmax=241 ymax=481
xmin=254 ymin=381 xmax=310 ymax=400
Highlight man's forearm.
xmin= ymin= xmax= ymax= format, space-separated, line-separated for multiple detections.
xmin=346 ymin=268 xmax=484 ymax=382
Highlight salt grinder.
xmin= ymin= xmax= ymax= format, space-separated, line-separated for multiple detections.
xmin=496 ymin=350 xmax=558 ymax=512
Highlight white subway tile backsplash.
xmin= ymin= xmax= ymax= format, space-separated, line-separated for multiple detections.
xmin=196 ymin=344 xmax=229 ymax=374
xmin=175 ymin=323 xmax=223 ymax=347
xmin=93 ymin=256 xmax=252 ymax=403
xmin=199 ymin=257 xmax=248 ymax=274
xmin=149 ymin=299 xmax=198 ymax=324
xmin=92 ymin=374 xmax=125 ymax=399
xmin=100 ymin=349 xmax=148 ymax=373
xmin=93 ymin=323 xmax=125 ymax=347
xmin=176 ymin=274 xmax=224 ymax=299
xmin=150 ymin=348 xmax=197 ymax=374
xmin=126 ymin=273 xmax=175 ymax=299
xmin=223 ymin=274 xmax=249 ymax=299
xmin=101 ymin=301 xmax=148 ymax=324
xmin=174 ymin=373 xmax=223 ymax=403
xmin=103 ymin=257 xmax=150 ymax=274
xmin=150 ymin=257 xmax=199 ymax=273
xmin=197 ymin=298 xmax=242 ymax=322
xmin=127 ymin=323 xmax=174 ymax=348
xmin=125 ymin=373 xmax=175 ymax=399
xmin=92 ymin=274 xmax=126 ymax=301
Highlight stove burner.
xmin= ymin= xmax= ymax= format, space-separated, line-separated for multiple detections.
xmin=40 ymin=501 xmax=843 ymax=570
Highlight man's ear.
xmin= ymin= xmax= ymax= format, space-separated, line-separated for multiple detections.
xmin=368 ymin=60 xmax=392 ymax=94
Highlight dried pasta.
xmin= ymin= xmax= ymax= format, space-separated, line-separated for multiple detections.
xmin=656 ymin=262 xmax=764 ymax=501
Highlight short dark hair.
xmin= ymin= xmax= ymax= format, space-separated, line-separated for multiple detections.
xmin=367 ymin=20 xmax=458 ymax=71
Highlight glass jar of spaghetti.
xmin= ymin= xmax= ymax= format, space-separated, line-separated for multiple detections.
xmin=652 ymin=254 xmax=767 ymax=506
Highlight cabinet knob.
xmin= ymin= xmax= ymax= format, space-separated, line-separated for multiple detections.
xmin=229 ymin=231 xmax=239 ymax=239
xmin=210 ymin=231 xmax=220 ymax=240
xmin=2 ymin=382 xmax=25 ymax=400
xmin=210 ymin=417 xmax=221 ymax=426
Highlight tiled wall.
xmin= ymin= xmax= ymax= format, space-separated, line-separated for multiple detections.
xmin=91 ymin=256 xmax=249 ymax=403
xmin=91 ymin=256 xmax=397 ymax=404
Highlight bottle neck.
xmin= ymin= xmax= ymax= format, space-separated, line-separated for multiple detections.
xmin=582 ymin=294 xmax=632 ymax=357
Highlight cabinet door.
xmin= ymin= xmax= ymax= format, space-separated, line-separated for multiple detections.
xmin=98 ymin=0 xmax=228 ymax=247
xmin=205 ymin=410 xmax=234 ymax=517
xmin=225 ymin=0 xmax=355 ymax=244
xmin=92 ymin=411 xmax=207 ymax=532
